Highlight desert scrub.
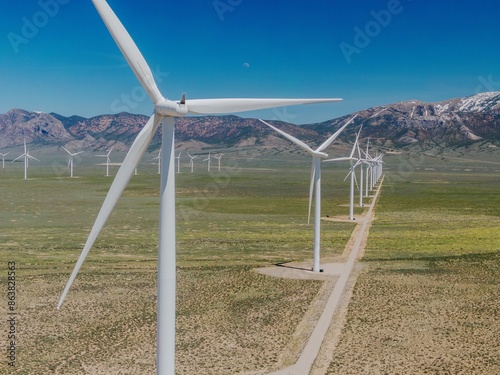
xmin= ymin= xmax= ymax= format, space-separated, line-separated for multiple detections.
xmin=328 ymin=252 xmax=499 ymax=375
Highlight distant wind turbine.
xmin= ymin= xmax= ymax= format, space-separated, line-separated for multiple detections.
xmin=356 ymin=140 xmax=368 ymax=207
xmin=259 ymin=115 xmax=356 ymax=272
xmin=175 ymin=151 xmax=181 ymax=173
xmin=62 ymin=146 xmax=84 ymax=178
xmin=203 ymin=153 xmax=212 ymax=172
xmin=0 ymin=152 xmax=8 ymax=169
xmin=187 ymin=152 xmax=197 ymax=173
xmin=97 ymin=147 xmax=113 ymax=176
xmin=12 ymin=140 xmax=39 ymax=180
xmin=362 ymin=141 xmax=383 ymax=194
xmin=56 ymin=1 xmax=342 ymax=374
xmin=153 ymin=149 xmax=162 ymax=174
xmin=325 ymin=126 xmax=363 ymax=221
xmin=214 ymin=153 xmax=224 ymax=172
xmin=364 ymin=139 xmax=372 ymax=197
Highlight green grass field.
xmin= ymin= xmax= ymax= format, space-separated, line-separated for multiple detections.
xmin=326 ymin=151 xmax=500 ymax=375
xmin=0 ymin=146 xmax=498 ymax=374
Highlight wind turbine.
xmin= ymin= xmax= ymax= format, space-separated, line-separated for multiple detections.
xmin=370 ymin=153 xmax=383 ymax=187
xmin=259 ymin=115 xmax=356 ymax=272
xmin=56 ymin=1 xmax=341 ymax=374
xmin=187 ymin=152 xmax=197 ymax=173
xmin=62 ymin=146 xmax=84 ymax=178
xmin=153 ymin=149 xmax=162 ymax=174
xmin=356 ymin=140 xmax=369 ymax=208
xmin=175 ymin=151 xmax=181 ymax=173
xmin=97 ymin=147 xmax=113 ymax=176
xmin=203 ymin=153 xmax=212 ymax=172
xmin=364 ymin=139 xmax=372 ymax=197
xmin=0 ymin=152 xmax=8 ymax=169
xmin=12 ymin=140 xmax=39 ymax=180
xmin=214 ymin=153 xmax=223 ymax=172
xmin=325 ymin=126 xmax=362 ymax=221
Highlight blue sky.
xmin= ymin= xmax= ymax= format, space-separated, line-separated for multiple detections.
xmin=1 ymin=0 xmax=499 ymax=124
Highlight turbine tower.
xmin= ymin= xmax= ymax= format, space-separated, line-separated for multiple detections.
xmin=12 ymin=140 xmax=39 ymax=180
xmin=97 ymin=147 xmax=113 ymax=176
xmin=259 ymin=116 xmax=356 ymax=272
xmin=187 ymin=152 xmax=197 ymax=173
xmin=0 ymin=152 xmax=8 ymax=169
xmin=62 ymin=146 xmax=84 ymax=178
xmin=56 ymin=1 xmax=342 ymax=374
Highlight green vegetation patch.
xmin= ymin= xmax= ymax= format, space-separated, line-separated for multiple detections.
xmin=328 ymin=252 xmax=500 ymax=374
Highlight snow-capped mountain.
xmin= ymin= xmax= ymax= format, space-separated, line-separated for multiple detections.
xmin=1 ymin=93 xmax=499 ymax=151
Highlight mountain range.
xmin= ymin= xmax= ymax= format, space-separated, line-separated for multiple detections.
xmin=1 ymin=92 xmax=499 ymax=152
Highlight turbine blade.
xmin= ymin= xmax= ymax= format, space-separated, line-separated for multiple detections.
xmin=62 ymin=146 xmax=72 ymax=155
xmin=316 ymin=114 xmax=358 ymax=152
xmin=27 ymin=155 xmax=40 ymax=162
xmin=187 ymin=98 xmax=342 ymax=115
xmin=353 ymin=168 xmax=359 ymax=189
xmin=91 ymin=0 xmax=163 ymax=104
xmin=356 ymin=139 xmax=362 ymax=160
xmin=308 ymin=159 xmax=316 ymax=225
xmin=57 ymin=114 xmax=161 ymax=309
xmin=11 ymin=154 xmax=24 ymax=163
xmin=349 ymin=125 xmax=363 ymax=159
xmin=324 ymin=156 xmax=351 ymax=163
xmin=344 ymin=170 xmax=351 ymax=182
xmin=259 ymin=119 xmax=317 ymax=155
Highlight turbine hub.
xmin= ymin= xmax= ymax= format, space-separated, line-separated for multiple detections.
xmin=154 ymin=98 xmax=188 ymax=117
xmin=316 ymin=152 xmax=329 ymax=158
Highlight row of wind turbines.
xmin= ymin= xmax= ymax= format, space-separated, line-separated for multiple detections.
xmin=1 ymin=142 xmax=224 ymax=179
xmin=54 ymin=1 xmax=383 ymax=374
xmin=161 ymin=150 xmax=224 ymax=174
xmin=0 ymin=140 xmax=40 ymax=180
xmin=259 ymin=118 xmax=384 ymax=273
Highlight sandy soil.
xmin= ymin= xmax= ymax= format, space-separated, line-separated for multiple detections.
xmin=326 ymin=256 xmax=499 ymax=374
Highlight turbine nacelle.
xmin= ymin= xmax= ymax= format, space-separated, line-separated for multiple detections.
xmin=155 ymin=98 xmax=188 ymax=117
xmin=314 ymin=151 xmax=329 ymax=158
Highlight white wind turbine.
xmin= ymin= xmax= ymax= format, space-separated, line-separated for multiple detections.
xmin=203 ymin=152 xmax=212 ymax=172
xmin=56 ymin=1 xmax=341 ymax=374
xmin=356 ymin=140 xmax=369 ymax=208
xmin=259 ymin=115 xmax=356 ymax=272
xmin=62 ymin=146 xmax=84 ymax=178
xmin=153 ymin=149 xmax=162 ymax=174
xmin=325 ymin=126 xmax=362 ymax=221
xmin=363 ymin=144 xmax=383 ymax=193
xmin=12 ymin=140 xmax=39 ymax=180
xmin=97 ymin=147 xmax=113 ymax=176
xmin=364 ymin=139 xmax=372 ymax=197
xmin=369 ymin=153 xmax=383 ymax=188
xmin=175 ymin=151 xmax=181 ymax=173
xmin=187 ymin=152 xmax=197 ymax=173
xmin=214 ymin=153 xmax=224 ymax=172
xmin=0 ymin=152 xmax=8 ymax=169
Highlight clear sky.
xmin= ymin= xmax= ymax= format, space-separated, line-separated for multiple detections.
xmin=1 ymin=0 xmax=499 ymax=124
